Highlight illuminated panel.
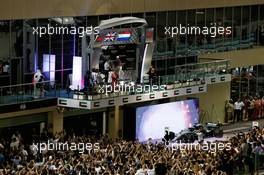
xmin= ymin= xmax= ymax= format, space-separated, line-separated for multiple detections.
xmin=43 ymin=54 xmax=56 ymax=86
xmin=72 ymin=56 xmax=83 ymax=90
xmin=50 ymin=55 xmax=55 ymax=87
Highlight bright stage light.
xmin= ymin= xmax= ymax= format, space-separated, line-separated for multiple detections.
xmin=72 ymin=56 xmax=83 ymax=90
xmin=43 ymin=54 xmax=55 ymax=87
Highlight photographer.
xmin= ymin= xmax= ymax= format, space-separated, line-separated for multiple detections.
xmin=33 ymin=69 xmax=45 ymax=98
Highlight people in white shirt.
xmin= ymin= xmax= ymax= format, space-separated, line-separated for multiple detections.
xmin=10 ymin=138 xmax=19 ymax=150
xmin=118 ymin=66 xmax=124 ymax=80
xmin=33 ymin=69 xmax=44 ymax=98
xmin=135 ymin=164 xmax=147 ymax=175
xmin=108 ymin=71 xmax=113 ymax=83
xmin=234 ymin=100 xmax=244 ymax=110
xmin=147 ymin=164 xmax=155 ymax=175
xmin=3 ymin=64 xmax=9 ymax=74
xmin=135 ymin=168 xmax=146 ymax=175
xmin=234 ymin=99 xmax=244 ymax=122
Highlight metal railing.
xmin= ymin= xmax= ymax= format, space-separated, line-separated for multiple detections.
xmin=71 ymin=59 xmax=230 ymax=101
xmin=0 ymin=60 xmax=230 ymax=104
xmin=163 ymin=59 xmax=230 ymax=83
xmin=0 ymin=81 xmax=59 ymax=105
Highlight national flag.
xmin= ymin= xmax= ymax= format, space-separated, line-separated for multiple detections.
xmin=104 ymin=32 xmax=116 ymax=42
xmin=116 ymin=31 xmax=131 ymax=41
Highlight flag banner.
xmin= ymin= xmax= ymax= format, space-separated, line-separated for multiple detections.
xmin=116 ymin=31 xmax=131 ymax=41
xmin=94 ymin=28 xmax=138 ymax=47
xmin=104 ymin=32 xmax=116 ymax=42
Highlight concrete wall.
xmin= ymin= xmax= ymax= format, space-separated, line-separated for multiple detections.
xmin=199 ymin=47 xmax=264 ymax=68
xmin=48 ymin=109 xmax=64 ymax=135
xmin=0 ymin=0 xmax=263 ymax=20
xmin=107 ymin=109 xmax=115 ymax=138
xmin=191 ymin=82 xmax=231 ymax=123
xmin=107 ymin=106 xmax=123 ymax=138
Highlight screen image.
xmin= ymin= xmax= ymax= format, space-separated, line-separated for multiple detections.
xmin=136 ymin=99 xmax=199 ymax=142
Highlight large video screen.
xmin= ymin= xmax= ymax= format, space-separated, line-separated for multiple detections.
xmin=136 ymin=99 xmax=199 ymax=142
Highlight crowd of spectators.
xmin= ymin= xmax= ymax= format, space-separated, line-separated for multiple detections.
xmin=0 ymin=126 xmax=263 ymax=175
xmin=225 ymin=96 xmax=264 ymax=123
